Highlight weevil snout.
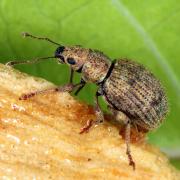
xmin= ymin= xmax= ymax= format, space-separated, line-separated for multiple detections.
xmin=55 ymin=46 xmax=65 ymax=63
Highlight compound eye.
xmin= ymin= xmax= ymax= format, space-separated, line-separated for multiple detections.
xmin=67 ymin=57 xmax=76 ymax=65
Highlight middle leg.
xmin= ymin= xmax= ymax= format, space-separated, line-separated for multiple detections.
xmin=79 ymin=91 xmax=104 ymax=134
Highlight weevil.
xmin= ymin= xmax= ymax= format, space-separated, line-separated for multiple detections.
xmin=6 ymin=32 xmax=168 ymax=170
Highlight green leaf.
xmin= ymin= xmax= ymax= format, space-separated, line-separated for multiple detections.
xmin=170 ymin=159 xmax=180 ymax=170
xmin=0 ymin=0 xmax=179 ymax=160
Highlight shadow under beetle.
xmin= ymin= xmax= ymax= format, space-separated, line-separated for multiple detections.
xmin=6 ymin=32 xmax=168 ymax=170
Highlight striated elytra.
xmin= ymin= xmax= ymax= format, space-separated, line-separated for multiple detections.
xmin=5 ymin=32 xmax=168 ymax=170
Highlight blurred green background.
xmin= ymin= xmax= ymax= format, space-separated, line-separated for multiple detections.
xmin=0 ymin=0 xmax=179 ymax=169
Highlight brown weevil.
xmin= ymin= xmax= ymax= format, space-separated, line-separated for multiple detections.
xmin=6 ymin=32 xmax=168 ymax=170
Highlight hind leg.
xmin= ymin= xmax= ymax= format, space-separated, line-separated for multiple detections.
xmin=108 ymin=106 xmax=135 ymax=170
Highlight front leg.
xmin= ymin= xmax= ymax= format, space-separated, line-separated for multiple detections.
xmin=69 ymin=68 xmax=86 ymax=96
xmin=69 ymin=68 xmax=74 ymax=83
xmin=20 ymin=82 xmax=83 ymax=100
xmin=74 ymin=79 xmax=86 ymax=96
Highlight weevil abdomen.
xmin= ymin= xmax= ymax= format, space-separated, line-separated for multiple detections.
xmin=102 ymin=59 xmax=168 ymax=130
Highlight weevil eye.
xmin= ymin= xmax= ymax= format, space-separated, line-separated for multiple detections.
xmin=67 ymin=57 xmax=76 ymax=65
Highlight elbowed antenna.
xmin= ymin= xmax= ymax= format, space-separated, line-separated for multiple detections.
xmin=22 ymin=32 xmax=62 ymax=46
xmin=5 ymin=32 xmax=63 ymax=66
xmin=6 ymin=56 xmax=56 ymax=66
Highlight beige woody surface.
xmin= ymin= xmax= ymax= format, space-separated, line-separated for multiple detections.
xmin=0 ymin=63 xmax=179 ymax=180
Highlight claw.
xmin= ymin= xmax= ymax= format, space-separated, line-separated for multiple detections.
xmin=126 ymin=148 xmax=136 ymax=170
xmin=5 ymin=61 xmax=14 ymax=66
xmin=19 ymin=92 xmax=36 ymax=100
xmin=79 ymin=120 xmax=93 ymax=134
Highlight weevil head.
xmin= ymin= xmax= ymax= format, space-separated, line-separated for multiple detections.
xmin=55 ymin=46 xmax=111 ymax=83
xmin=55 ymin=46 xmax=89 ymax=72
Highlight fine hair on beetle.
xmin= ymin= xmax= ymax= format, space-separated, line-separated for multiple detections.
xmin=6 ymin=32 xmax=168 ymax=170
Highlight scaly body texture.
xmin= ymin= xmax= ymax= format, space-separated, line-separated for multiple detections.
xmin=102 ymin=59 xmax=168 ymax=130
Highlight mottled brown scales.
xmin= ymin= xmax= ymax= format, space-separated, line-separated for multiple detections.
xmin=62 ymin=46 xmax=89 ymax=71
xmin=82 ymin=50 xmax=110 ymax=83
xmin=103 ymin=59 xmax=168 ymax=130
xmin=6 ymin=32 xmax=168 ymax=170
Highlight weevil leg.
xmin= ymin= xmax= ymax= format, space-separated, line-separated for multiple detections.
xmin=79 ymin=119 xmax=94 ymax=134
xmin=69 ymin=68 xmax=74 ymax=83
xmin=94 ymin=91 xmax=104 ymax=124
xmin=125 ymin=120 xmax=136 ymax=170
xmin=74 ymin=84 xmax=85 ymax=96
xmin=74 ymin=79 xmax=86 ymax=96
xmin=79 ymin=91 xmax=104 ymax=134
xmin=108 ymin=107 xmax=135 ymax=170
xmin=19 ymin=82 xmax=84 ymax=100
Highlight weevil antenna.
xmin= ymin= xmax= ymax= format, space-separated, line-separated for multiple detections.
xmin=22 ymin=32 xmax=61 ymax=46
xmin=5 ymin=56 xmax=56 ymax=66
